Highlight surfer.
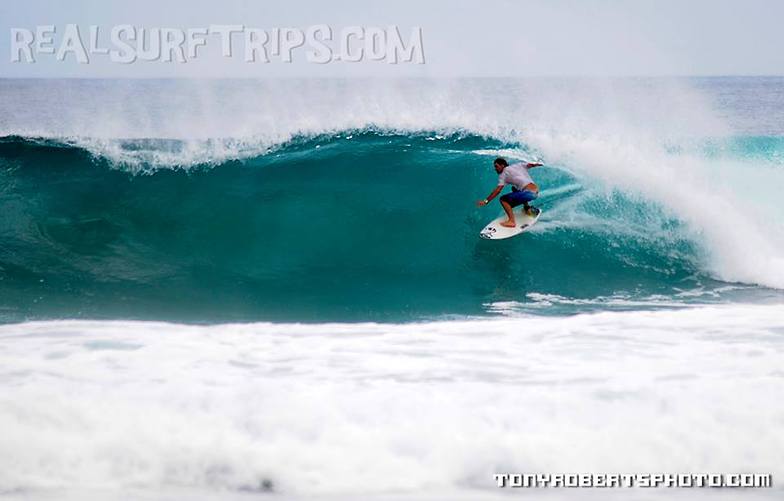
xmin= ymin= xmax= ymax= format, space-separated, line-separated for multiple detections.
xmin=477 ymin=157 xmax=543 ymax=227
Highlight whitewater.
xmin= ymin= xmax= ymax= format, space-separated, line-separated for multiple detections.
xmin=0 ymin=77 xmax=783 ymax=499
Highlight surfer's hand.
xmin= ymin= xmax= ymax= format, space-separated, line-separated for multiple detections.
xmin=527 ymin=162 xmax=543 ymax=168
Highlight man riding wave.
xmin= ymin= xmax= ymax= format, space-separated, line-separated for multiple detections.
xmin=476 ymin=157 xmax=543 ymax=227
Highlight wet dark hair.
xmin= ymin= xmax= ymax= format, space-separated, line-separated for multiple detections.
xmin=494 ymin=157 xmax=508 ymax=167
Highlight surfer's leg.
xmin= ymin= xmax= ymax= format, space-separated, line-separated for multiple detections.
xmin=499 ymin=194 xmax=516 ymax=227
xmin=519 ymin=190 xmax=539 ymax=215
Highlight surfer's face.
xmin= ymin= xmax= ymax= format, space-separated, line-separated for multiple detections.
xmin=494 ymin=162 xmax=505 ymax=174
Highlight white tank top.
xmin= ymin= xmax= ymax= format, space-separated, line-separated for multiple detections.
xmin=497 ymin=163 xmax=534 ymax=190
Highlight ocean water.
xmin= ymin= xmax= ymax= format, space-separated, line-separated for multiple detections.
xmin=0 ymin=77 xmax=783 ymax=500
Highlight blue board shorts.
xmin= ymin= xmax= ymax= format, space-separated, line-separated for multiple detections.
xmin=499 ymin=188 xmax=538 ymax=207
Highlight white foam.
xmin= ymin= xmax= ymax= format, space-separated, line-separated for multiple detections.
xmin=1 ymin=305 xmax=783 ymax=499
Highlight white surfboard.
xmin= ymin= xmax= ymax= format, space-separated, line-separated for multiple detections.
xmin=479 ymin=207 xmax=541 ymax=240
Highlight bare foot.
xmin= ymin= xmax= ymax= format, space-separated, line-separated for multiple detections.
xmin=500 ymin=220 xmax=516 ymax=228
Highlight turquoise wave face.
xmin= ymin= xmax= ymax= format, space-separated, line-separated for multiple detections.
xmin=0 ymin=133 xmax=775 ymax=322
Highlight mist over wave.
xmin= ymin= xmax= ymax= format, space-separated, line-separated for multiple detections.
xmin=0 ymin=77 xmax=734 ymax=166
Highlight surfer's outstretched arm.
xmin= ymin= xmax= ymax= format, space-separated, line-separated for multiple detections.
xmin=477 ymin=185 xmax=503 ymax=207
xmin=526 ymin=162 xmax=543 ymax=168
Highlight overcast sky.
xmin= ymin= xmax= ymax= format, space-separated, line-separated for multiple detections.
xmin=1 ymin=0 xmax=783 ymax=78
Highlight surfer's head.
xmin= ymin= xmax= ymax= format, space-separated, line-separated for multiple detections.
xmin=493 ymin=157 xmax=508 ymax=173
